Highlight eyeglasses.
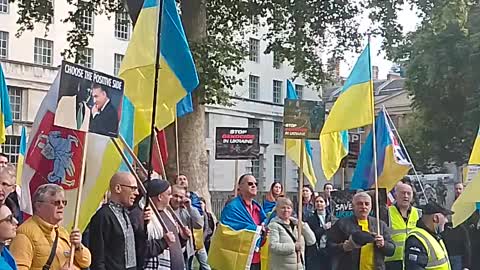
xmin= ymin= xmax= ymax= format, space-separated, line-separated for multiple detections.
xmin=120 ymin=184 xmax=138 ymax=192
xmin=39 ymin=200 xmax=68 ymax=207
xmin=247 ymin=182 xmax=257 ymax=187
xmin=0 ymin=214 xmax=15 ymax=224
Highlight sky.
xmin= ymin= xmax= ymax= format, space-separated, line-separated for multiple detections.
xmin=339 ymin=4 xmax=420 ymax=79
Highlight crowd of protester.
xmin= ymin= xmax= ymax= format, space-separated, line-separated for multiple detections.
xmin=0 ymin=148 xmax=479 ymax=270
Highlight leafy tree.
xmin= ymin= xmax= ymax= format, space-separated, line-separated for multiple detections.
xmin=9 ymin=0 xmax=410 ymax=198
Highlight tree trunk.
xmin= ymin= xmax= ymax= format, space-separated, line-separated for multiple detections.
xmin=165 ymin=0 xmax=210 ymax=208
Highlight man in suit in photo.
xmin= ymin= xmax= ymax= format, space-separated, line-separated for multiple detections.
xmin=90 ymin=83 xmax=119 ymax=136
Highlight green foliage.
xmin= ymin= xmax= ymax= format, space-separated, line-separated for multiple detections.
xmin=10 ymin=0 xmax=410 ymax=106
xmin=392 ymin=0 xmax=480 ymax=170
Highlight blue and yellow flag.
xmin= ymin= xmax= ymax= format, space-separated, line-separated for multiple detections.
xmin=320 ymin=43 xmax=373 ymax=179
xmin=119 ymin=0 xmax=199 ymax=146
xmin=468 ymin=126 xmax=480 ymax=165
xmin=208 ymin=196 xmax=267 ymax=270
xmin=0 ymin=65 xmax=13 ymax=144
xmin=285 ymin=80 xmax=317 ymax=187
xmin=16 ymin=126 xmax=27 ymax=186
xmin=351 ymin=110 xmax=411 ymax=191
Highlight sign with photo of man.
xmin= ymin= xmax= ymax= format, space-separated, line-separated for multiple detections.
xmin=54 ymin=61 xmax=124 ymax=137
xmin=283 ymin=99 xmax=324 ymax=139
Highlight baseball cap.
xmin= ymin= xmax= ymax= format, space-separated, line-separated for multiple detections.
xmin=420 ymin=201 xmax=454 ymax=216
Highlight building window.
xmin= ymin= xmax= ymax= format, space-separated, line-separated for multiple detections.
xmin=274 ymin=155 xmax=284 ymax=182
xmin=251 ymin=159 xmax=260 ymax=179
xmin=274 ymin=121 xmax=282 ymax=144
xmin=273 ymin=80 xmax=282 ymax=104
xmin=249 ymin=38 xmax=260 ymax=62
xmin=8 ymin=87 xmax=23 ymax=121
xmin=115 ymin=10 xmax=131 ymax=40
xmin=81 ymin=8 xmax=94 ymax=34
xmin=273 ymin=51 xmax=281 ymax=69
xmin=249 ymin=75 xmax=259 ymax=100
xmin=0 ymin=0 xmax=8 ymax=13
xmin=0 ymin=31 xmax=8 ymax=59
xmin=248 ymin=118 xmax=260 ymax=129
xmin=79 ymin=48 xmax=94 ymax=69
xmin=3 ymin=135 xmax=20 ymax=164
xmin=34 ymin=38 xmax=54 ymax=66
xmin=114 ymin=53 xmax=124 ymax=76
xmin=295 ymin=84 xmax=304 ymax=99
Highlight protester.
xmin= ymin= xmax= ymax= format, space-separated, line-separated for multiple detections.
xmin=467 ymin=210 xmax=480 ymax=270
xmin=305 ymin=192 xmax=337 ymax=270
xmin=176 ymin=174 xmax=203 ymax=215
xmin=323 ymin=183 xmax=336 ymax=216
xmin=208 ymin=174 xmax=267 ymax=270
xmin=442 ymin=183 xmax=471 ymax=270
xmin=0 ymin=165 xmax=16 ymax=207
xmin=385 ymin=181 xmax=420 ymax=270
xmin=198 ymin=197 xmax=215 ymax=252
xmin=299 ymin=185 xmax=315 ymax=221
xmin=170 ymin=184 xmax=204 ymax=270
xmin=263 ymin=182 xmax=283 ymax=214
xmin=327 ymin=192 xmax=395 ymax=270
xmin=454 ymin=182 xmax=464 ymax=200
xmin=135 ymin=179 xmax=188 ymax=270
xmin=89 ymin=172 xmax=140 ymax=270
xmin=1 ymin=165 xmax=22 ymax=225
xmin=0 ymin=153 xmax=8 ymax=167
xmin=0 ymin=204 xmax=18 ymax=270
xmin=404 ymin=201 xmax=452 ymax=270
xmin=10 ymin=184 xmax=91 ymax=270
xmin=268 ymin=197 xmax=315 ymax=270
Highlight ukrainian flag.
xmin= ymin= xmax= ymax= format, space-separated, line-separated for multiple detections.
xmin=452 ymin=125 xmax=480 ymax=227
xmin=208 ymin=196 xmax=267 ymax=270
xmin=351 ymin=110 xmax=411 ymax=191
xmin=0 ymin=65 xmax=13 ymax=144
xmin=285 ymin=80 xmax=317 ymax=187
xmin=320 ymin=43 xmax=374 ymax=180
xmin=119 ymin=0 xmax=199 ymax=146
xmin=16 ymin=126 xmax=26 ymax=186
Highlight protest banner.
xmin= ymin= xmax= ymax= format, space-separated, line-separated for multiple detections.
xmin=331 ymin=188 xmax=389 ymax=226
xmin=215 ymin=127 xmax=260 ymax=160
xmin=54 ymin=61 xmax=124 ymax=138
xmin=283 ymin=99 xmax=324 ymax=139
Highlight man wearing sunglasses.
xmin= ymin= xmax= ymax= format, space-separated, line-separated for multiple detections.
xmin=0 ymin=204 xmax=18 ymax=270
xmin=9 ymin=184 xmax=91 ymax=270
xmin=0 ymin=165 xmax=23 ymax=225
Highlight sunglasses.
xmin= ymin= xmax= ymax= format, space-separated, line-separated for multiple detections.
xmin=0 ymin=214 xmax=15 ymax=224
xmin=247 ymin=182 xmax=257 ymax=187
xmin=40 ymin=200 xmax=68 ymax=207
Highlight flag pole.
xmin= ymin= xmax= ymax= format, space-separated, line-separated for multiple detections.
xmin=118 ymin=135 xmax=187 ymax=229
xmin=366 ymin=38 xmax=381 ymax=235
xmin=382 ymin=105 xmax=428 ymax=203
xmin=283 ymin=139 xmax=287 ymax=191
xmin=297 ymin=139 xmax=305 ymax=267
xmin=111 ymin=137 xmax=169 ymax=231
xmin=145 ymin=0 xmax=165 ymax=207
xmin=175 ymin=114 xmax=180 ymax=177
xmin=234 ymin=160 xmax=239 ymax=196
xmin=68 ymin=133 xmax=88 ymax=269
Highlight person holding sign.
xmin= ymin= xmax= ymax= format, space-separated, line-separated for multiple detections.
xmin=90 ymin=83 xmax=119 ymax=137
xmin=327 ymin=192 xmax=395 ymax=270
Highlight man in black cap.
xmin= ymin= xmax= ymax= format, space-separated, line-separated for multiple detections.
xmin=404 ymin=201 xmax=452 ymax=270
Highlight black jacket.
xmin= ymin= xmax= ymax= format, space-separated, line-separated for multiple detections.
xmin=327 ymin=216 xmax=395 ymax=270
xmin=90 ymin=101 xmax=119 ymax=136
xmin=305 ymin=211 xmax=337 ymax=270
xmin=442 ymin=222 xmax=471 ymax=268
xmin=404 ymin=220 xmax=446 ymax=270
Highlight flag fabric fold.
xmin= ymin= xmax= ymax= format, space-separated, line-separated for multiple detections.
xmin=351 ymin=110 xmax=411 ymax=191
xmin=0 ymin=65 xmax=13 ymax=144
xmin=208 ymin=196 xmax=267 ymax=270
xmin=119 ymin=0 xmax=199 ymax=146
xmin=285 ymin=80 xmax=317 ymax=187
xmin=16 ymin=126 xmax=27 ymax=186
xmin=452 ymin=125 xmax=480 ymax=227
xmin=320 ymin=43 xmax=374 ymax=180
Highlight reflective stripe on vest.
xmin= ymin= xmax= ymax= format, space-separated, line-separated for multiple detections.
xmin=385 ymin=206 xmax=420 ymax=262
xmin=407 ymin=228 xmax=450 ymax=270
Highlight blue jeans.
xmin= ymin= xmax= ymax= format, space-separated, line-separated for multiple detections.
xmin=449 ymin=255 xmax=463 ymax=270
xmin=195 ymin=248 xmax=211 ymax=270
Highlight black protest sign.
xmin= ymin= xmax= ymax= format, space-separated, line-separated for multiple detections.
xmin=331 ymin=188 xmax=389 ymax=226
xmin=54 ymin=61 xmax=124 ymax=138
xmin=283 ymin=99 xmax=324 ymax=139
xmin=215 ymin=128 xmax=260 ymax=160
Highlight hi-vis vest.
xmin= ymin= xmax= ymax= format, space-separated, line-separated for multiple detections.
xmin=385 ymin=205 xmax=420 ymax=262
xmin=406 ymin=227 xmax=450 ymax=270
